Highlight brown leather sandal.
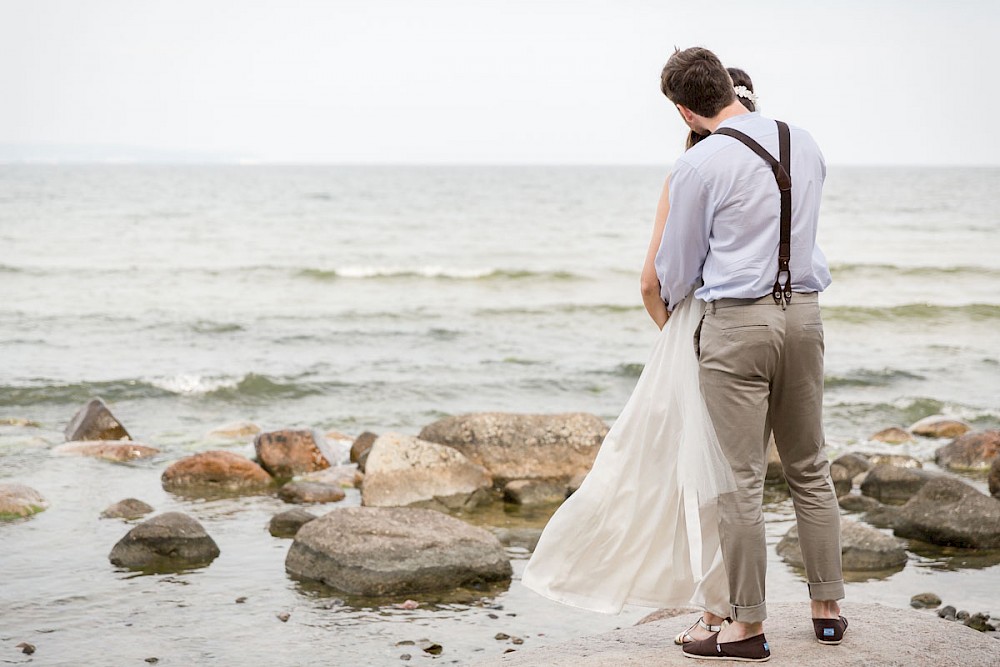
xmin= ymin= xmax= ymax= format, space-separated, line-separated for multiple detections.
xmin=674 ymin=617 xmax=729 ymax=645
xmin=813 ymin=615 xmax=848 ymax=645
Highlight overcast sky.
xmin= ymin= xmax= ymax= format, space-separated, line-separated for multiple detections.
xmin=2 ymin=0 xmax=997 ymax=165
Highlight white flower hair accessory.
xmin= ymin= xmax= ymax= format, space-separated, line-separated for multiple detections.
xmin=734 ymin=85 xmax=758 ymax=107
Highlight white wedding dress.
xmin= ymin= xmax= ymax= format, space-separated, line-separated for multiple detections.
xmin=522 ymin=294 xmax=737 ymax=616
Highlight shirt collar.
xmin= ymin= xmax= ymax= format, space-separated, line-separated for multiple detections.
xmin=716 ymin=111 xmax=760 ymax=131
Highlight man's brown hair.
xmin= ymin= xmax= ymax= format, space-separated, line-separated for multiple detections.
xmin=660 ymin=47 xmax=735 ymax=118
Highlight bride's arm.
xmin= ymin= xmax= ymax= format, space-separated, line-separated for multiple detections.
xmin=640 ymin=176 xmax=670 ymax=329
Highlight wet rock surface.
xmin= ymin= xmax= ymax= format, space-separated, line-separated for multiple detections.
xmin=101 ymin=498 xmax=154 ymax=519
xmin=777 ymin=518 xmax=908 ymax=571
xmin=934 ymin=430 xmax=1000 ymax=472
xmin=53 ymin=440 xmax=159 ymax=462
xmin=109 ymin=512 xmax=220 ymax=571
xmin=161 ymin=450 xmax=274 ymax=496
xmin=860 ymin=464 xmax=940 ymax=504
xmin=64 ymin=397 xmax=131 ymax=442
xmin=870 ymin=426 xmax=914 ymax=444
xmin=0 ymin=483 xmax=48 ymax=520
xmin=418 ymin=412 xmax=606 ymax=485
xmin=361 ymin=433 xmax=493 ymax=510
xmin=278 ymin=481 xmax=346 ymax=504
xmin=269 ymin=508 xmax=318 ymax=537
xmin=285 ymin=507 xmax=511 ymax=596
xmin=503 ymin=479 xmax=566 ymax=505
xmin=909 ymin=415 xmax=972 ymax=439
xmin=893 ymin=476 xmax=1000 ymax=548
xmin=254 ymin=429 xmax=332 ymax=479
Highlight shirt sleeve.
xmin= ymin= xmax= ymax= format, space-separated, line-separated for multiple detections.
xmin=654 ymin=160 xmax=712 ymax=311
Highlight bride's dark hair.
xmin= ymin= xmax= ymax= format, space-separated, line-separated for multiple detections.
xmin=685 ymin=67 xmax=755 ymax=149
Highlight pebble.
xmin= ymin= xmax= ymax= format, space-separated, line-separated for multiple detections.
xmin=16 ymin=642 xmax=35 ymax=655
xmin=419 ymin=640 xmax=442 ymax=655
xmin=235 ymin=597 xmax=247 ymax=604
xmin=495 ymin=633 xmax=510 ymax=640
xmin=957 ymin=610 xmax=970 ymax=621
xmin=400 ymin=654 xmax=411 ymax=661
xmin=487 ymin=613 xmax=499 ymax=619
xmin=145 ymin=659 xmax=159 ymax=665
xmin=938 ymin=605 xmax=957 ymax=621
xmin=512 ymin=637 xmax=524 ymax=645
xmin=394 ymin=599 xmax=420 ymax=610
xmin=277 ymin=611 xmax=291 ymax=622
xmin=910 ymin=592 xmax=942 ymax=608
xmin=965 ymin=613 xmax=995 ymax=632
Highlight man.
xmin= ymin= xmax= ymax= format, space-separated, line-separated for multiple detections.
xmin=654 ymin=47 xmax=845 ymax=662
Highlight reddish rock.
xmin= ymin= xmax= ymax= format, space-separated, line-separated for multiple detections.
xmin=53 ymin=440 xmax=159 ymax=462
xmin=64 ymin=397 xmax=131 ymax=442
xmin=870 ymin=427 xmax=913 ymax=444
xmin=161 ymin=450 xmax=273 ymax=495
xmin=934 ymin=430 xmax=1000 ymax=472
xmin=909 ymin=415 xmax=971 ymax=439
xmin=254 ymin=429 xmax=332 ymax=479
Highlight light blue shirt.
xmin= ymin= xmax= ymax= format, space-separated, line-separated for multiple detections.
xmin=655 ymin=112 xmax=832 ymax=310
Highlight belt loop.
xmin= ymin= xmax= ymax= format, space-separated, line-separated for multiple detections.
xmin=709 ymin=301 xmax=716 ymax=314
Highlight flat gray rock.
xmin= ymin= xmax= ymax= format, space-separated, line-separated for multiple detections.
xmin=894 ymin=476 xmax=1000 ymax=548
xmin=473 ymin=602 xmax=1000 ymax=666
xmin=285 ymin=507 xmax=511 ymax=596
xmin=860 ymin=464 xmax=939 ymax=504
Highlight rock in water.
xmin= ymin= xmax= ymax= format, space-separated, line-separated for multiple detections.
xmin=909 ymin=415 xmax=971 ymax=439
xmin=418 ymin=412 xmax=606 ymax=485
xmin=161 ymin=451 xmax=273 ymax=496
xmin=865 ymin=453 xmax=922 ymax=469
xmin=990 ymin=457 xmax=1000 ymax=499
xmin=934 ymin=430 xmax=1000 ymax=472
xmin=109 ymin=512 xmax=220 ymax=571
xmin=503 ymin=479 xmax=566 ymax=505
xmin=911 ymin=592 xmax=942 ymax=609
xmin=285 ymin=507 xmax=512 ymax=596
xmin=64 ymin=397 xmax=131 ymax=442
xmin=838 ymin=493 xmax=882 ymax=513
xmin=101 ymin=498 xmax=154 ymax=520
xmin=893 ymin=476 xmax=1000 ymax=549
xmin=255 ymin=429 xmax=332 ymax=479
xmin=269 ymin=508 xmax=317 ymax=538
xmin=208 ymin=421 xmax=262 ymax=438
xmin=53 ymin=440 xmax=159 ymax=462
xmin=777 ymin=519 xmax=907 ymax=571
xmin=351 ymin=431 xmax=378 ymax=470
xmin=0 ymin=483 xmax=48 ymax=520
xmin=860 ymin=465 xmax=940 ymax=504
xmin=361 ymin=433 xmax=493 ymax=510
xmin=278 ymin=481 xmax=346 ymax=504
xmin=870 ymin=427 xmax=914 ymax=444
xmin=830 ymin=463 xmax=852 ymax=497
xmin=833 ymin=453 xmax=872 ymax=479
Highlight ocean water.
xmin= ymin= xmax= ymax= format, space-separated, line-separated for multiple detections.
xmin=1 ymin=165 xmax=999 ymax=664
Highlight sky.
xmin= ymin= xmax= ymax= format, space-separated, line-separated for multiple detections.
xmin=1 ymin=0 xmax=998 ymax=165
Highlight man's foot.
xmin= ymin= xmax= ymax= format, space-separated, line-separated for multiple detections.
xmin=682 ymin=632 xmax=771 ymax=662
xmin=811 ymin=599 xmax=841 ymax=620
xmin=716 ymin=620 xmax=764 ymax=644
xmin=811 ymin=599 xmax=847 ymax=645
xmin=674 ymin=613 xmax=728 ymax=644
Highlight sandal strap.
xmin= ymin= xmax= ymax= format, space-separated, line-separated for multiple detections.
xmin=697 ymin=618 xmax=723 ymax=633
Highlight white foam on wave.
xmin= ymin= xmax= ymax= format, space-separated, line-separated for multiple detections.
xmin=150 ymin=374 xmax=239 ymax=394
xmin=335 ymin=265 xmax=496 ymax=279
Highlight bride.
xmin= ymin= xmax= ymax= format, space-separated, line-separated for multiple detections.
xmin=521 ymin=68 xmax=759 ymax=645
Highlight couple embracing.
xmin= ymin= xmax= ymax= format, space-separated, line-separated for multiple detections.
xmin=523 ymin=47 xmax=846 ymax=662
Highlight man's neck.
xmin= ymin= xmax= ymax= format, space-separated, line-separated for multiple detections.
xmin=703 ymin=101 xmax=751 ymax=134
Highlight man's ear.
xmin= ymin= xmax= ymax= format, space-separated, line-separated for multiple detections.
xmin=676 ymin=104 xmax=696 ymax=125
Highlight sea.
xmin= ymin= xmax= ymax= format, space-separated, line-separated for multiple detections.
xmin=1 ymin=165 xmax=999 ymax=665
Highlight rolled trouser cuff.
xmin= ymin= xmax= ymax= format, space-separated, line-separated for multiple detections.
xmin=808 ymin=580 xmax=845 ymax=601
xmin=730 ymin=601 xmax=767 ymax=623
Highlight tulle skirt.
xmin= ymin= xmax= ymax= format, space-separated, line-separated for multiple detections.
xmin=521 ymin=294 xmax=736 ymax=616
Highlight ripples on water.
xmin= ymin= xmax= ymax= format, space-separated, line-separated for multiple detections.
xmin=1 ymin=165 xmax=999 ymax=663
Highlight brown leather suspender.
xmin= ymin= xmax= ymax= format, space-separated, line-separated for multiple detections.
xmin=713 ymin=120 xmax=793 ymax=307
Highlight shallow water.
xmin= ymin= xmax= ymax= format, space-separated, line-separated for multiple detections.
xmin=2 ymin=165 xmax=999 ymax=664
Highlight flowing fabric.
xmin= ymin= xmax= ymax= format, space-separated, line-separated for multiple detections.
xmin=521 ymin=294 xmax=737 ymax=616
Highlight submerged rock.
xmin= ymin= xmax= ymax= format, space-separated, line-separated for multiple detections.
xmin=503 ymin=479 xmax=566 ymax=505
xmin=418 ymin=412 xmax=607 ymax=485
xmin=101 ymin=498 xmax=154 ymax=520
xmin=255 ymin=429 xmax=332 ymax=479
xmin=860 ymin=464 xmax=940 ymax=504
xmin=208 ymin=421 xmax=262 ymax=438
xmin=870 ymin=427 xmax=914 ymax=444
xmin=911 ymin=592 xmax=942 ymax=609
xmin=161 ymin=450 xmax=273 ymax=496
xmin=777 ymin=519 xmax=907 ymax=572
xmin=839 ymin=493 xmax=882 ymax=513
xmin=64 ymin=397 xmax=131 ymax=442
xmin=285 ymin=507 xmax=512 ymax=596
xmin=832 ymin=453 xmax=872 ymax=480
xmin=865 ymin=453 xmax=922 ymax=469
xmin=269 ymin=508 xmax=317 ymax=538
xmin=893 ymin=476 xmax=1000 ymax=548
xmin=53 ymin=440 xmax=159 ymax=462
xmin=909 ymin=415 xmax=971 ymax=439
xmin=278 ymin=481 xmax=346 ymax=504
xmin=934 ymin=430 xmax=1000 ymax=472
xmin=361 ymin=433 xmax=493 ymax=511
xmin=0 ymin=483 xmax=48 ymax=520
xmin=109 ymin=512 xmax=219 ymax=571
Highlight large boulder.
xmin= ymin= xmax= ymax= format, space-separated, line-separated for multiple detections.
xmin=909 ymin=415 xmax=971 ymax=439
xmin=0 ymin=483 xmax=48 ymax=520
xmin=285 ymin=507 xmax=512 ymax=596
xmin=101 ymin=498 xmax=154 ymax=520
xmin=361 ymin=433 xmax=493 ymax=510
xmin=53 ymin=440 xmax=159 ymax=462
xmin=893 ymin=476 xmax=1000 ymax=549
xmin=278 ymin=481 xmax=346 ymax=504
xmin=778 ymin=519 xmax=907 ymax=571
xmin=418 ymin=412 xmax=607 ymax=485
xmin=64 ymin=397 xmax=130 ymax=442
xmin=860 ymin=464 xmax=940 ymax=504
xmin=161 ymin=450 xmax=273 ymax=496
xmin=254 ymin=429 xmax=332 ymax=479
xmin=990 ymin=457 xmax=1000 ymax=499
xmin=108 ymin=512 xmax=220 ymax=571
xmin=934 ymin=430 xmax=1000 ymax=472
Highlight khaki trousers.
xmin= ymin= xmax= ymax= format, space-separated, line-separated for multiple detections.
xmin=696 ymin=292 xmax=844 ymax=623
